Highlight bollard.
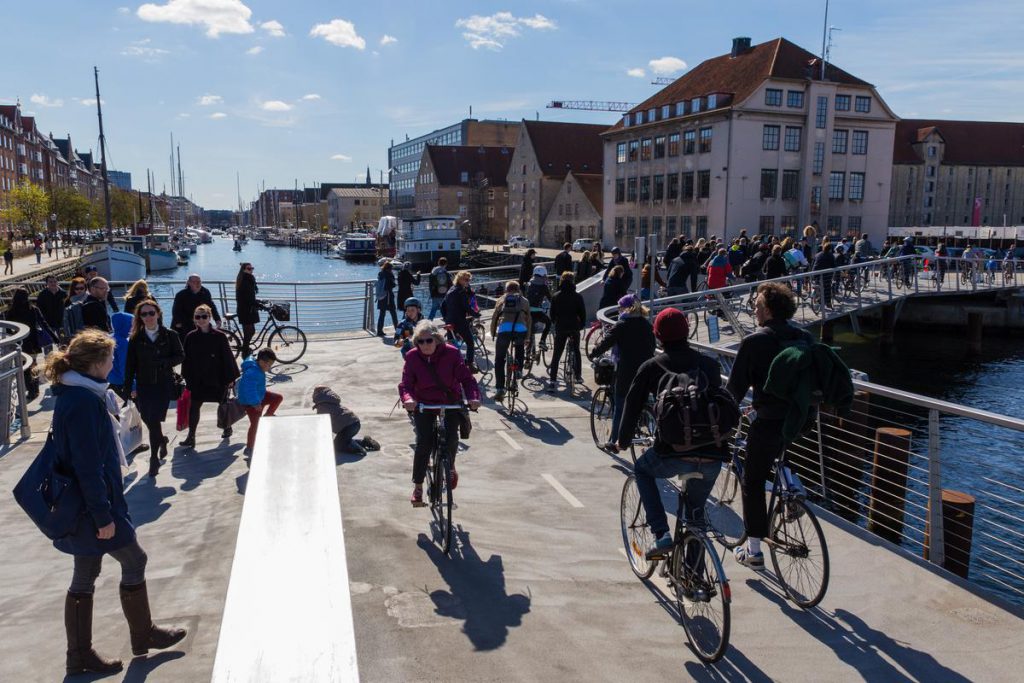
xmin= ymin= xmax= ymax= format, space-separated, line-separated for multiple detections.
xmin=820 ymin=319 xmax=835 ymax=343
xmin=867 ymin=427 xmax=911 ymax=543
xmin=966 ymin=311 xmax=983 ymax=354
xmin=880 ymin=304 xmax=896 ymax=348
xmin=924 ymin=490 xmax=976 ymax=579
xmin=824 ymin=391 xmax=871 ymax=520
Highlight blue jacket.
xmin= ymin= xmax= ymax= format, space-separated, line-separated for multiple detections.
xmin=237 ymin=358 xmax=266 ymax=406
xmin=51 ymin=383 xmax=135 ymax=556
xmin=107 ymin=312 xmax=133 ymax=386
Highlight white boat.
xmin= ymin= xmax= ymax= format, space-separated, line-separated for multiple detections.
xmin=82 ymin=244 xmax=147 ymax=282
xmin=143 ymin=248 xmax=178 ymax=272
xmin=187 ymin=241 xmax=197 ymax=253
xmin=177 ymin=248 xmax=190 ymax=260
xmin=395 ymin=216 xmax=462 ymax=269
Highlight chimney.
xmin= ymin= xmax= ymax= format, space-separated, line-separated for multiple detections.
xmin=731 ymin=37 xmax=752 ymax=57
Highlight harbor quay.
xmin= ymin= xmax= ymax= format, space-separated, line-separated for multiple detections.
xmin=1 ymin=332 xmax=1022 ymax=681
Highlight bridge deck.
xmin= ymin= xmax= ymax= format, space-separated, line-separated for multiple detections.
xmin=0 ymin=335 xmax=1021 ymax=681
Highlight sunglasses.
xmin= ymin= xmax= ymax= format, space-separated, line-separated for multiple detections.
xmin=73 ymin=286 xmax=85 ymax=292
xmin=194 ymin=314 xmax=210 ymax=320
xmin=139 ymin=310 xmax=157 ymax=318
xmin=414 ymin=338 xmax=436 ymax=346
xmin=245 ymin=266 xmax=254 ymax=271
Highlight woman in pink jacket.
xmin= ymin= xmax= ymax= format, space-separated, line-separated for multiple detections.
xmin=399 ymin=320 xmax=481 ymax=505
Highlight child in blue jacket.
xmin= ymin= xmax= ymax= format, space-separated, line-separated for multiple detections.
xmin=237 ymin=348 xmax=282 ymax=456
xmin=107 ymin=311 xmax=133 ymax=401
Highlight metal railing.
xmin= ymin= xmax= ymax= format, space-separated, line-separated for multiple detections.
xmin=0 ymin=321 xmax=32 ymax=446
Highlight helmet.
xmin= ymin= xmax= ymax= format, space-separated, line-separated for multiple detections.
xmin=403 ymin=297 xmax=421 ymax=309
xmin=533 ymin=265 xmax=547 ymax=277
xmin=904 ymin=237 xmax=914 ymax=245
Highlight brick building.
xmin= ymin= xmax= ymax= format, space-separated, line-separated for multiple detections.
xmin=327 ymin=187 xmax=387 ymax=230
xmin=507 ymin=120 xmax=605 ymax=247
xmin=602 ymin=37 xmax=897 ymax=247
xmin=540 ymin=171 xmax=602 ymax=246
xmin=889 ymin=120 xmax=1024 ymax=228
xmin=414 ymin=144 xmax=512 ymax=242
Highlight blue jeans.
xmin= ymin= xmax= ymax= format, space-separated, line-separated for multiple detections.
xmin=428 ymin=297 xmax=444 ymax=320
xmin=634 ymin=448 xmax=721 ymax=538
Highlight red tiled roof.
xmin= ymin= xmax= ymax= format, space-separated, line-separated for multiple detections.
xmin=572 ymin=172 xmax=603 ymax=212
xmin=608 ymin=37 xmax=872 ymax=132
xmin=425 ymin=145 xmax=513 ymax=187
xmin=894 ymin=119 xmax=1024 ymax=166
xmin=523 ymin=120 xmax=605 ymax=177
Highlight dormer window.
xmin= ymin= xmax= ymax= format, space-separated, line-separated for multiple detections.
xmin=707 ymin=94 xmax=718 ymax=109
xmin=636 ymin=110 xmax=644 ymax=125
xmin=675 ymin=101 xmax=686 ymax=116
xmin=691 ymin=97 xmax=701 ymax=113
xmin=661 ymin=104 xmax=670 ymax=119
xmin=623 ymin=113 xmax=631 ymax=127
xmin=647 ymin=108 xmax=656 ymax=122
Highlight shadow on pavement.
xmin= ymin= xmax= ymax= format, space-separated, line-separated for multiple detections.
xmin=746 ymin=580 xmax=972 ymax=682
xmin=171 ymin=444 xmax=242 ymax=492
xmin=416 ymin=528 xmax=531 ymax=651
xmin=122 ymin=650 xmax=186 ymax=682
xmin=125 ymin=477 xmax=178 ymax=528
xmin=510 ymin=414 xmax=573 ymax=446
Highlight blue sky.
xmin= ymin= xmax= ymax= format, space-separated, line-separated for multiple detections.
xmin=4 ymin=0 xmax=1022 ymax=209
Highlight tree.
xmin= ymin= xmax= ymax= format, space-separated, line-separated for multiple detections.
xmin=109 ymin=187 xmax=137 ymax=227
xmin=50 ymin=187 xmax=93 ymax=230
xmin=2 ymin=181 xmax=50 ymax=236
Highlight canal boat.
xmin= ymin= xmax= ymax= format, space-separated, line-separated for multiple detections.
xmin=395 ymin=216 xmax=462 ymax=269
xmin=82 ymin=243 xmax=147 ymax=282
xmin=339 ymin=233 xmax=377 ymax=260
xmin=143 ymin=248 xmax=178 ymax=272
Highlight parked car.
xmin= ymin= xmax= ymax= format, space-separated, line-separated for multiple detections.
xmin=508 ymin=235 xmax=534 ymax=248
xmin=882 ymin=245 xmax=936 ymax=270
xmin=571 ymin=238 xmax=591 ymax=252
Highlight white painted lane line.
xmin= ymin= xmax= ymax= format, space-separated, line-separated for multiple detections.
xmin=496 ymin=430 xmax=523 ymax=451
xmin=541 ymin=473 xmax=584 ymax=508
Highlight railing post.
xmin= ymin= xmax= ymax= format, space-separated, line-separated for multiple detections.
xmin=292 ymin=283 xmax=299 ymax=327
xmin=924 ymin=408 xmax=945 ymax=567
xmin=914 ymin=257 xmax=920 ymax=294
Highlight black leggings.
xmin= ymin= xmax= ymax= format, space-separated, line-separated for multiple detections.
xmin=188 ymin=397 xmax=222 ymax=436
xmin=145 ymin=418 xmax=164 ymax=457
xmin=241 ymin=323 xmax=256 ymax=356
xmin=70 ymin=541 xmax=148 ymax=593
xmin=742 ymin=418 xmax=786 ymax=539
xmin=411 ymin=410 xmax=460 ymax=484
xmin=548 ymin=330 xmax=581 ymax=380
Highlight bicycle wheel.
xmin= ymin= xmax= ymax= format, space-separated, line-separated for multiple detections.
xmin=539 ymin=339 xmax=550 ymax=370
xmin=503 ymin=362 xmax=518 ymax=416
xmin=473 ymin=325 xmax=490 ymax=370
xmin=584 ymin=325 xmax=604 ymax=358
xmin=620 ymin=476 xmax=657 ymax=579
xmin=673 ymin=533 xmax=731 ymax=664
xmin=267 ymin=325 xmax=307 ymax=363
xmin=685 ymin=310 xmax=699 ymax=339
xmin=630 ymin=408 xmax=656 ymax=461
xmin=562 ymin=348 xmax=574 ymax=397
xmin=590 ymin=386 xmax=613 ymax=449
xmin=705 ymin=463 xmax=747 ymax=549
xmin=768 ymin=498 xmax=830 ymax=609
xmin=225 ymin=330 xmax=244 ymax=358
xmin=431 ymin=453 xmax=453 ymax=556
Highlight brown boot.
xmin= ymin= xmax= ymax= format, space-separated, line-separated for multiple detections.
xmin=119 ymin=581 xmax=187 ymax=656
xmin=65 ymin=592 xmax=123 ymax=675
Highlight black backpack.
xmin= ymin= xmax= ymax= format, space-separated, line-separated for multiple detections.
xmin=653 ymin=361 xmax=740 ymax=455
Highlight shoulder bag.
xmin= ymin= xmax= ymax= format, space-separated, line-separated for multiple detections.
xmin=12 ymin=431 xmax=84 ymax=540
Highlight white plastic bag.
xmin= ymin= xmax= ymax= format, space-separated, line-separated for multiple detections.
xmin=119 ymin=401 xmax=145 ymax=456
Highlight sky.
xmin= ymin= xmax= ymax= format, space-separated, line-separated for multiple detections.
xmin=4 ymin=0 xmax=1023 ymax=210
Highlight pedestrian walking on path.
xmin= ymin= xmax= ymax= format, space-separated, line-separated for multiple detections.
xmin=234 ymin=262 xmax=259 ymax=358
xmin=123 ymin=279 xmax=152 ymax=315
xmin=375 ymin=260 xmax=398 ymax=337
xmin=171 ymin=274 xmax=221 ymax=338
xmin=180 ymin=303 xmax=239 ymax=448
xmin=3 ymin=245 xmax=13 ymax=275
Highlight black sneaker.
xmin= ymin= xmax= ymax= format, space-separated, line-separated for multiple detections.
xmin=221 ymin=427 xmax=232 ymax=439
xmin=160 ymin=436 xmax=168 ymax=459
xmin=180 ymin=435 xmax=195 ymax=448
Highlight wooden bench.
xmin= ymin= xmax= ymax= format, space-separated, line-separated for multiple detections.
xmin=212 ymin=415 xmax=359 ymax=682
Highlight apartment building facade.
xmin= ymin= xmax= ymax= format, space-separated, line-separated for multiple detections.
xmin=602 ymin=37 xmax=898 ymax=248
xmin=540 ymin=171 xmax=602 ymax=246
xmin=414 ymin=144 xmax=512 ymax=242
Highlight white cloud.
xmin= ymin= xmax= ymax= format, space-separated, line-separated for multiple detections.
xmin=309 ymin=19 xmax=366 ymax=50
xmin=380 ymin=34 xmax=397 ymax=46
xmin=121 ymin=38 xmax=170 ymax=58
xmin=301 ymin=93 xmax=321 ymax=101
xmin=76 ymin=98 xmax=104 ymax=106
xmin=454 ymin=12 xmax=556 ymax=51
xmin=330 ymin=154 xmax=352 ymax=161
xmin=261 ymin=100 xmax=292 ymax=112
xmin=117 ymin=6 xmax=130 ymax=14
xmin=177 ymin=112 xmax=191 ymax=118
xmin=30 ymin=94 xmax=63 ymax=108
xmin=626 ymin=67 xmax=645 ymax=78
xmin=648 ymin=56 xmax=687 ymax=76
xmin=246 ymin=45 xmax=263 ymax=55
xmin=197 ymin=94 xmax=223 ymax=106
xmin=260 ymin=19 xmax=285 ymax=37
xmin=209 ymin=112 xmax=228 ymax=119
xmin=137 ymin=0 xmax=254 ymax=38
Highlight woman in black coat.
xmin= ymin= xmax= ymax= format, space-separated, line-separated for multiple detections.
xmin=235 ymin=262 xmax=259 ymax=357
xmin=181 ymin=303 xmax=240 ymax=447
xmin=375 ymin=260 xmax=399 ymax=337
xmin=396 ymin=261 xmax=421 ymax=309
xmin=4 ymin=287 xmax=55 ymax=400
xmin=575 ymin=251 xmax=594 ymax=281
xmin=123 ymin=299 xmax=184 ymax=477
xmin=45 ymin=329 xmax=185 ymax=676
xmin=518 ymin=249 xmax=536 ymax=287
xmin=598 ymin=265 xmax=629 ymax=309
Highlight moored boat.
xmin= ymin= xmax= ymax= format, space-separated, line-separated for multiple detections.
xmin=395 ymin=216 xmax=462 ymax=269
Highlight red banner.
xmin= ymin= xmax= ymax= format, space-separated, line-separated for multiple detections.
xmin=971 ymin=197 xmax=983 ymax=226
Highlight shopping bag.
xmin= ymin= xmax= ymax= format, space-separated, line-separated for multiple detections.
xmin=217 ymin=398 xmax=247 ymax=429
xmin=119 ymin=401 xmax=145 ymax=454
xmin=176 ymin=389 xmax=191 ymax=432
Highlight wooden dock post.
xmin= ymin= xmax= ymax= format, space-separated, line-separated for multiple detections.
xmin=924 ymin=490 xmax=976 ymax=579
xmin=966 ymin=311 xmax=983 ymax=354
xmin=822 ymin=390 xmax=871 ymax=520
xmin=880 ymin=304 xmax=896 ymax=347
xmin=867 ymin=426 xmax=911 ymax=543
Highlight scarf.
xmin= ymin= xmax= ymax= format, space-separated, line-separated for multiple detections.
xmin=61 ymin=370 xmax=128 ymax=474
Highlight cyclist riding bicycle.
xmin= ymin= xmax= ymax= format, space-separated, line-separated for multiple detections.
xmin=898 ymin=237 xmax=917 ymax=285
xmin=546 ymin=271 xmax=587 ymax=391
xmin=399 ymin=320 xmax=481 ymax=506
xmin=393 ymin=297 xmax=425 ymax=357
xmin=490 ymin=281 xmax=531 ymax=404
xmin=525 ymin=265 xmax=553 ymax=353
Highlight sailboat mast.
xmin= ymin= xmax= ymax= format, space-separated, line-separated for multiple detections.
xmin=93 ymin=67 xmax=113 ymax=243
xmin=147 ymin=169 xmax=155 ymax=232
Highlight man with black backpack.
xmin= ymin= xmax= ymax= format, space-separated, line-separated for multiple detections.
xmin=427 ymin=257 xmax=451 ymax=321
xmin=616 ymin=308 xmax=738 ymax=559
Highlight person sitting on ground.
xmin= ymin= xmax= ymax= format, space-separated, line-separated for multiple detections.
xmin=491 ymin=281 xmax=532 ymax=403
xmin=312 ymin=385 xmax=365 ymax=454
xmin=398 ymin=320 xmax=481 ymax=506
xmin=393 ymin=297 xmax=425 ymax=357
xmin=237 ymin=348 xmax=283 ymax=457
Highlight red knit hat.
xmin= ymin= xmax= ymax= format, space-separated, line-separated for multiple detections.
xmin=653 ymin=307 xmax=689 ymax=342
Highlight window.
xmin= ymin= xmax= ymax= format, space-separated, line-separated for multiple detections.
xmin=641 ymin=138 xmax=652 ymax=161
xmin=696 ymin=216 xmax=708 ymax=238
xmin=648 ymin=108 xmax=656 ymax=123
xmin=460 ymin=171 xmax=469 ymax=183
xmin=653 ymin=174 xmax=665 ymax=200
xmin=681 ymin=172 xmax=695 ymax=200
xmin=615 ymin=178 xmax=625 ymax=203
xmin=762 ymin=125 xmax=780 ymax=151
xmin=759 ymin=216 xmax=775 ymax=234
xmin=699 ymin=127 xmax=712 ymax=153
xmin=614 ymin=217 xmax=624 ymax=235
xmin=849 ymin=172 xmax=865 ymax=200
xmin=832 ymin=129 xmax=848 ymax=154
xmin=813 ymin=142 xmax=825 ymax=175
xmin=784 ymin=126 xmax=802 ymax=152
xmin=782 ymin=170 xmax=800 ymax=200
xmin=926 ymin=166 xmax=936 ymax=177
xmin=681 ymin=215 xmax=692 ymax=238
xmin=616 ymin=142 xmax=627 ymax=164
xmin=707 ymin=94 xmax=718 ymax=109
xmin=787 ymin=90 xmax=804 ymax=108
xmin=852 ymin=130 xmax=868 ymax=155
xmin=627 ymin=216 xmax=636 ymax=236
xmin=639 ymin=216 xmax=649 ymax=235
xmin=635 ymin=111 xmax=644 ymax=125
xmin=816 ymin=96 xmax=828 ymax=128
xmin=691 ymin=97 xmax=701 ymax=113
xmin=765 ymin=88 xmax=782 ymax=106
xmin=668 ymin=132 xmax=680 ymax=156
xmin=848 ymin=216 xmax=862 ymax=232
xmin=675 ymin=101 xmax=686 ymax=116
xmin=666 ymin=216 xmax=677 ymax=236
xmin=683 ymin=130 xmax=696 ymax=154
xmin=924 ymin=196 xmax=933 ymax=208
xmin=781 ymin=216 xmax=797 ymax=235
xmin=639 ymin=176 xmax=650 ymax=201
xmin=628 ymin=140 xmax=639 ymax=162
xmin=652 ymin=216 xmax=662 ymax=235
xmin=827 ymin=216 xmax=842 ymax=235
xmin=761 ymin=169 xmax=778 ymax=199
xmin=661 ymin=104 xmax=670 ymax=120
xmin=829 ymin=171 xmax=845 ymax=200
xmin=835 ymin=94 xmax=851 ymax=111
xmin=855 ymin=96 xmax=871 ymax=113
xmin=667 ymin=173 xmax=679 ymax=200
xmin=626 ymin=177 xmax=637 ymax=201
xmin=926 ymin=181 xmax=934 ymax=192
xmin=697 ymin=170 xmax=710 ymax=198
xmin=654 ymin=135 xmax=666 ymax=159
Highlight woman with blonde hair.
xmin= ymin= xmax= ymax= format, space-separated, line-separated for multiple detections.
xmin=123 ymin=279 xmax=150 ymax=315
xmin=45 ymin=330 xmax=186 ymax=675
xmin=441 ymin=270 xmax=481 ymax=373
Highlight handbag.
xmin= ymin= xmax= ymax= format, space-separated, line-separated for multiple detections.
xmin=217 ymin=395 xmax=248 ymax=429
xmin=171 ymin=372 xmax=186 ymax=400
xmin=422 ymin=360 xmax=472 ymax=439
xmin=118 ymin=401 xmax=145 ymax=455
xmin=176 ymin=388 xmax=191 ymax=431
xmin=12 ymin=431 xmax=84 ymax=540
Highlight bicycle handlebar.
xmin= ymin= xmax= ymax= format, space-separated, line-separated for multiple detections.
xmin=417 ymin=403 xmax=468 ymax=412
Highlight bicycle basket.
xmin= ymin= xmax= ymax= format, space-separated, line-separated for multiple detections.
xmin=270 ymin=302 xmax=291 ymax=321
xmin=593 ymin=357 xmax=615 ymax=386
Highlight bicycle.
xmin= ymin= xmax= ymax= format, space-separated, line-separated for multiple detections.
xmin=704 ymin=421 xmax=830 ymax=609
xmin=224 ymin=300 xmax=307 ymax=364
xmin=589 ymin=359 xmax=615 ymax=449
xmin=445 ymin=319 xmax=490 ymax=374
xmin=620 ymin=436 xmax=731 ymax=663
xmin=559 ymin=339 xmax=581 ymax=397
xmin=417 ymin=402 xmax=463 ymax=556
xmin=501 ymin=346 xmax=521 ymax=416
xmin=584 ymin=320 xmax=607 ymax=358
